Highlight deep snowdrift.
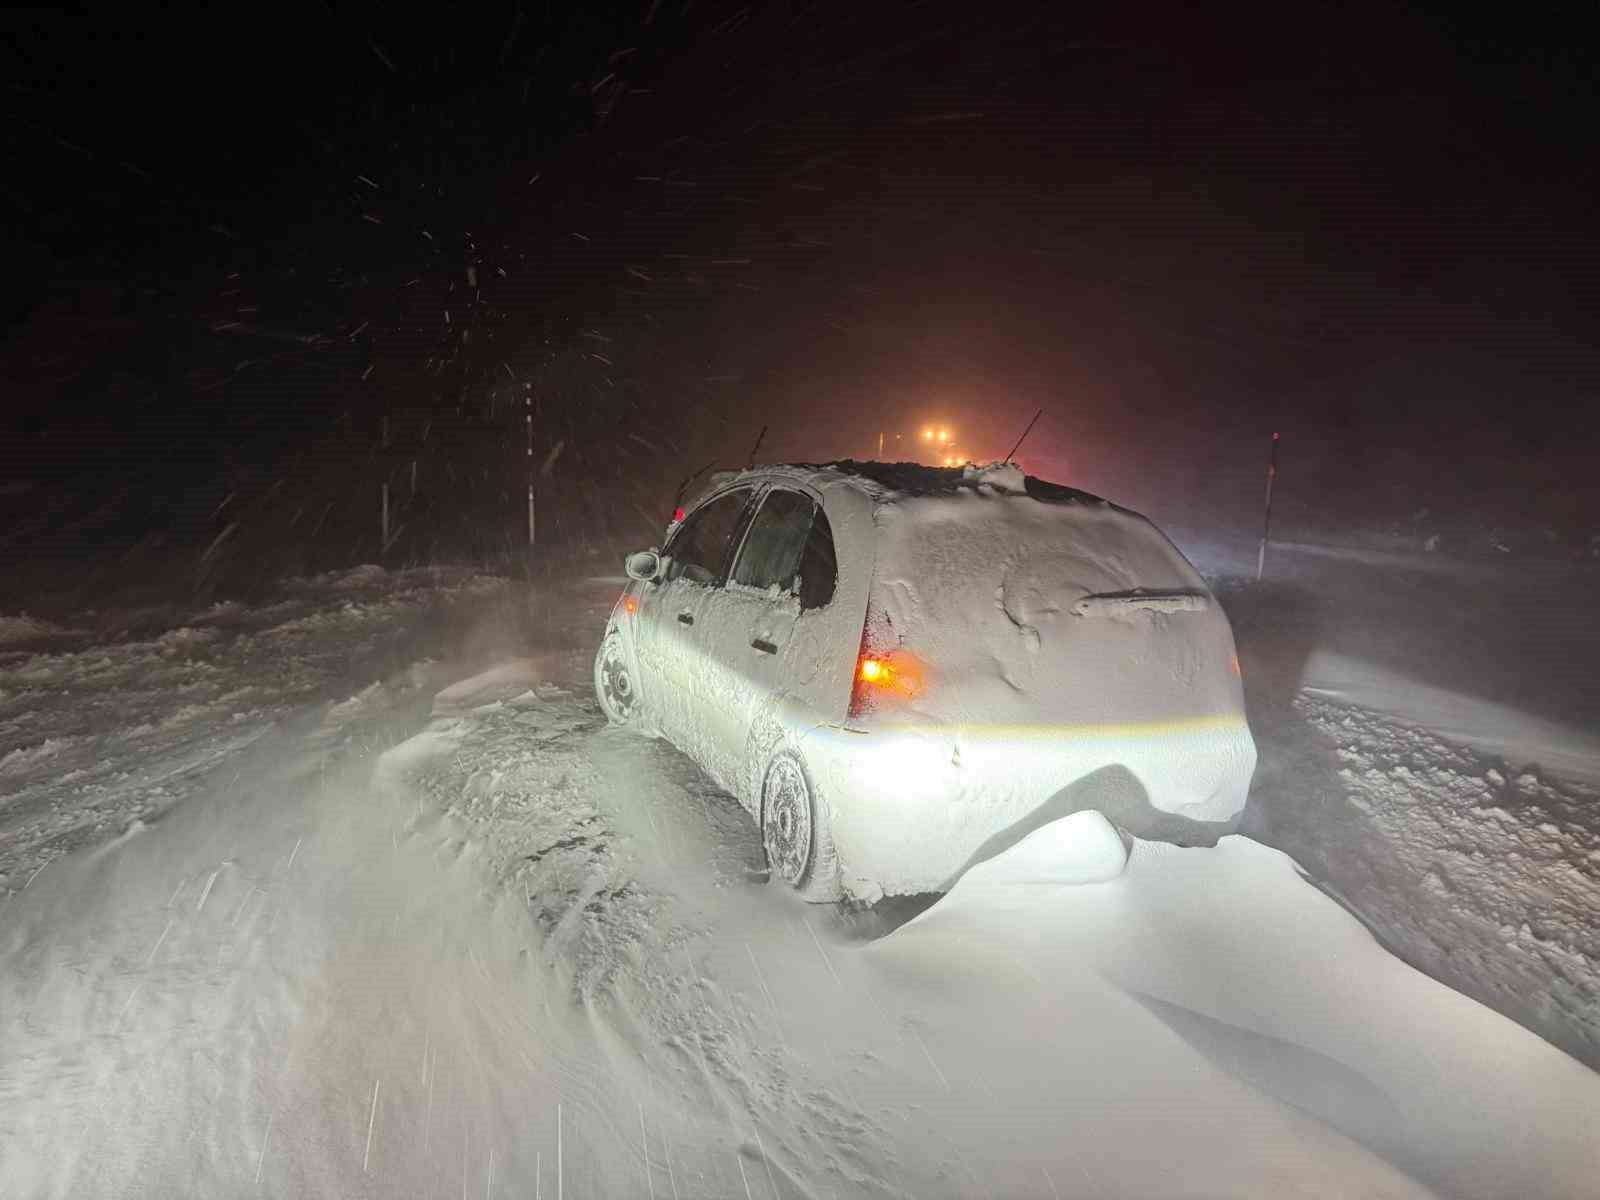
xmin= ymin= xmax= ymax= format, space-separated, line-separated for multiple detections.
xmin=6 ymin=651 xmax=1596 ymax=1198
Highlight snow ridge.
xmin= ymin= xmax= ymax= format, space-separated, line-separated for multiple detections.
xmin=1300 ymin=696 xmax=1600 ymax=1066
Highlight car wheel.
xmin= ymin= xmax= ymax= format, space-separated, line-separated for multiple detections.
xmin=593 ymin=630 xmax=641 ymax=727
xmin=761 ymin=749 xmax=841 ymax=902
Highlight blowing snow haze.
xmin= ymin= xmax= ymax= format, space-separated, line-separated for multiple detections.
xmin=5 ymin=0 xmax=1598 ymax=579
xmin=3 ymin=3 xmax=1600 ymax=1198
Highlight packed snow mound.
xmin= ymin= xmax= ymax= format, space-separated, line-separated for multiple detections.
xmin=959 ymin=460 xmax=1027 ymax=493
xmin=0 ymin=613 xmax=76 ymax=644
xmin=294 ymin=563 xmax=391 ymax=590
xmin=960 ymin=809 xmax=1128 ymax=886
xmin=430 ymin=657 xmax=567 ymax=715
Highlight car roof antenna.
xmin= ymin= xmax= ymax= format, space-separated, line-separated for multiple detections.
xmin=1005 ymin=408 xmax=1043 ymax=464
xmin=745 ymin=424 xmax=768 ymax=468
xmin=672 ymin=459 xmax=719 ymax=513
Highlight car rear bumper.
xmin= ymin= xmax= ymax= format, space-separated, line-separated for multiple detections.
xmin=797 ymin=714 xmax=1256 ymax=898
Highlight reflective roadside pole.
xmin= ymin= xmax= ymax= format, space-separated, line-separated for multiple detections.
xmin=1257 ymin=431 xmax=1280 ymax=582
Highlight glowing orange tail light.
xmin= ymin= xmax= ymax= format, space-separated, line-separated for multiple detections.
xmin=848 ymin=607 xmax=925 ymax=718
xmin=849 ymin=654 xmax=892 ymax=717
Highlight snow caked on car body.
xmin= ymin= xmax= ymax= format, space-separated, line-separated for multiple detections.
xmin=595 ymin=460 xmax=1256 ymax=901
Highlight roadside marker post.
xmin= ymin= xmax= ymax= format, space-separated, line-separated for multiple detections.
xmin=526 ymin=387 xmax=536 ymax=552
xmin=1256 ymin=431 xmax=1280 ymax=582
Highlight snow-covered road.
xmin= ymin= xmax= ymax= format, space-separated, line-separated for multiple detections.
xmin=0 ymin=565 xmax=512 ymax=892
xmin=5 ymin=626 xmax=1598 ymax=1197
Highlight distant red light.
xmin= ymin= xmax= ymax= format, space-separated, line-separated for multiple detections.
xmin=672 ymin=507 xmax=685 ymax=522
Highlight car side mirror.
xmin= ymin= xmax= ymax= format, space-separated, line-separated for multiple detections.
xmin=624 ymin=549 xmax=664 ymax=583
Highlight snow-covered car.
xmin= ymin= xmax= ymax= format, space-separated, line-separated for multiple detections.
xmin=594 ymin=461 xmax=1256 ymax=901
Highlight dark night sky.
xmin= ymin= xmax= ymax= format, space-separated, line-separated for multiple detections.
xmin=2 ymin=1 xmax=1597 ymax=590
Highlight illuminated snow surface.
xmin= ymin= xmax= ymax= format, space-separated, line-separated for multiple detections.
xmin=2 ymin=555 xmax=1599 ymax=1197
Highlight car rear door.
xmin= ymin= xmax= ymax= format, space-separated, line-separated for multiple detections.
xmin=705 ymin=486 xmax=842 ymax=794
xmin=634 ymin=485 xmax=759 ymax=753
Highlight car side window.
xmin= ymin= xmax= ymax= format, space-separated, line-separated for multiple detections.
xmin=732 ymin=489 xmax=838 ymax=611
xmin=797 ymin=505 xmax=837 ymax=610
xmin=731 ymin=489 xmax=816 ymax=594
xmin=664 ymin=488 xmax=755 ymax=585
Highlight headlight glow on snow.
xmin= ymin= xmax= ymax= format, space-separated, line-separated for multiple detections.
xmin=837 ymin=713 xmax=1251 ymax=741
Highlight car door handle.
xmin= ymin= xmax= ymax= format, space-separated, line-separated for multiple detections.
xmin=677 ymin=612 xmax=694 ymax=626
xmin=751 ymin=637 xmax=778 ymax=654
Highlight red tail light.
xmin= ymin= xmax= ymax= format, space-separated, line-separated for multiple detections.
xmin=849 ymin=606 xmax=889 ymax=717
xmin=848 ymin=607 xmax=923 ymax=717
xmin=848 ymin=659 xmax=882 ymax=719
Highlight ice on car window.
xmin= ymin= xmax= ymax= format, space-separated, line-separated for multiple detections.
xmin=665 ymin=489 xmax=753 ymax=585
xmin=732 ymin=490 xmax=815 ymax=593
xmin=797 ymin=506 xmax=837 ymax=610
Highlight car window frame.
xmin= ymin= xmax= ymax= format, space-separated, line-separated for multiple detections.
xmin=794 ymin=499 xmax=839 ymax=612
xmin=725 ymin=485 xmax=820 ymax=601
xmin=663 ymin=484 xmax=761 ymax=588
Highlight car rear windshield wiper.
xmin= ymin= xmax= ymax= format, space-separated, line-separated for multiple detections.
xmin=1071 ymin=590 xmax=1210 ymax=618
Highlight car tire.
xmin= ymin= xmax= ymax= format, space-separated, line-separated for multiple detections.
xmin=760 ymin=748 xmax=842 ymax=902
xmin=593 ymin=629 xmax=642 ymax=728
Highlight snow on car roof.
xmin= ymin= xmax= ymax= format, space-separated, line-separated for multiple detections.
xmin=702 ymin=460 xmax=1118 ymax=509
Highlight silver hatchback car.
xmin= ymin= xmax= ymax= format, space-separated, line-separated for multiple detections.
xmin=595 ymin=461 xmax=1256 ymax=902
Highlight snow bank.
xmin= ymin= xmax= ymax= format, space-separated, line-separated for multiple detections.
xmin=1305 ymin=659 xmax=1600 ymax=786
xmin=0 ymin=613 xmax=76 ymax=644
xmin=1295 ymin=696 xmax=1600 ymax=1067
